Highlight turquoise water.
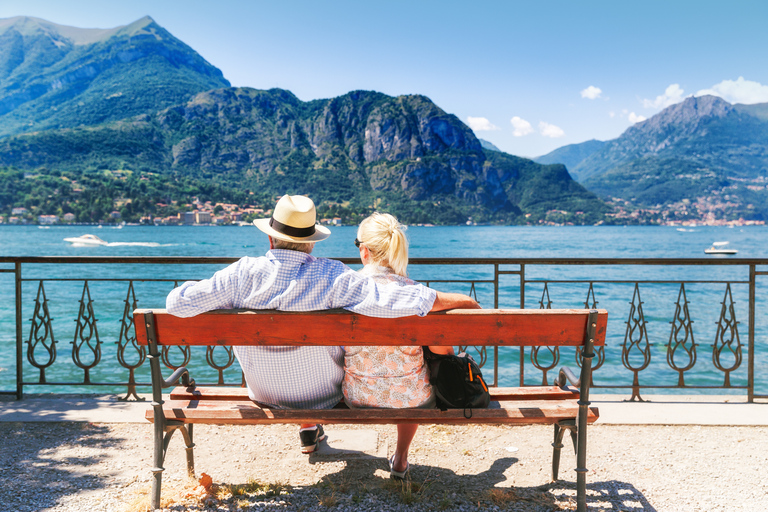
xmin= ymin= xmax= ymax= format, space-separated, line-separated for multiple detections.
xmin=1 ymin=224 xmax=766 ymax=396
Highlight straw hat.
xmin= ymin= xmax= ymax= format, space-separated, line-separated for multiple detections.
xmin=253 ymin=195 xmax=330 ymax=243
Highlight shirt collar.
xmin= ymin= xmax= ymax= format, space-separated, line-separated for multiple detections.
xmin=267 ymin=249 xmax=317 ymax=264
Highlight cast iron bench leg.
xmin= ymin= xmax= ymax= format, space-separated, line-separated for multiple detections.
xmin=181 ymin=423 xmax=196 ymax=478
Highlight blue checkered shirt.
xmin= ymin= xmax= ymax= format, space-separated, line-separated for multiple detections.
xmin=166 ymin=249 xmax=437 ymax=409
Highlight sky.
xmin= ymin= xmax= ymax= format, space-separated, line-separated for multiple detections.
xmin=2 ymin=0 xmax=768 ymax=158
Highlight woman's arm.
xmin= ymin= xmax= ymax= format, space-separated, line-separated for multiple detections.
xmin=430 ymin=291 xmax=481 ymax=312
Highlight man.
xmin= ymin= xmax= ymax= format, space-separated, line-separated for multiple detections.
xmin=166 ymin=194 xmax=479 ymax=453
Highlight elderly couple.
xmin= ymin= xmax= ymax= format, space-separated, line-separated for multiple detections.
xmin=166 ymin=194 xmax=480 ymax=480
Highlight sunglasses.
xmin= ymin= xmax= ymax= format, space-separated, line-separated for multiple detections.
xmin=354 ymin=238 xmax=363 ymax=248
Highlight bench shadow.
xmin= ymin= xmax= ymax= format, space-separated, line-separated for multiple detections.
xmin=309 ymin=452 xmax=659 ymax=511
xmin=0 ymin=421 xmax=124 ymax=512
xmin=547 ymin=480 xmax=659 ymax=511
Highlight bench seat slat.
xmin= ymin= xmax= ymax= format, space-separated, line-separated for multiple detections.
xmin=147 ymin=399 xmax=598 ymax=426
xmin=169 ymin=385 xmax=580 ymax=402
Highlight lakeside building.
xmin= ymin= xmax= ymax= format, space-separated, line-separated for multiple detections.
xmin=195 ymin=211 xmax=212 ymax=224
xmin=38 ymin=215 xmax=58 ymax=224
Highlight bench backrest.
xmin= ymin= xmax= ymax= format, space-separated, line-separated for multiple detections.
xmin=134 ymin=308 xmax=607 ymax=348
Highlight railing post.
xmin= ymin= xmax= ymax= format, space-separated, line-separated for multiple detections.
xmin=15 ymin=262 xmax=22 ymax=400
xmin=748 ymin=264 xmax=755 ymax=403
xmin=493 ymin=264 xmax=499 ymax=386
xmin=519 ymin=264 xmax=525 ymax=386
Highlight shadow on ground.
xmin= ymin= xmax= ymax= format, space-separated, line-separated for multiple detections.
xmin=158 ymin=454 xmax=659 ymax=512
xmin=0 ymin=422 xmax=124 ymax=512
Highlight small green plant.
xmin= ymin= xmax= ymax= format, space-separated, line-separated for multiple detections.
xmin=318 ymin=492 xmax=338 ymax=507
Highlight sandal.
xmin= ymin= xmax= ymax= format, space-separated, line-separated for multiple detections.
xmin=389 ymin=454 xmax=410 ymax=481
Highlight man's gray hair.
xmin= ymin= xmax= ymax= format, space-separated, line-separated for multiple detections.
xmin=273 ymin=238 xmax=314 ymax=254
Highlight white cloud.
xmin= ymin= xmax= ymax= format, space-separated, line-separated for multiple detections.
xmin=510 ymin=116 xmax=534 ymax=136
xmin=538 ymin=121 xmax=565 ymax=138
xmin=609 ymin=111 xmax=616 ymax=118
xmin=581 ymin=86 xmax=602 ymax=100
xmin=629 ymin=112 xmax=646 ymax=124
xmin=695 ymin=77 xmax=768 ymax=104
xmin=642 ymin=84 xmax=686 ymax=109
xmin=466 ymin=116 xmax=499 ymax=131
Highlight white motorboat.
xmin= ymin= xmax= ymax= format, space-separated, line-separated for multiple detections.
xmin=704 ymin=241 xmax=738 ymax=255
xmin=63 ymin=234 xmax=108 ymax=246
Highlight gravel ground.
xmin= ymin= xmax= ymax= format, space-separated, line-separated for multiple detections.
xmin=0 ymin=422 xmax=766 ymax=512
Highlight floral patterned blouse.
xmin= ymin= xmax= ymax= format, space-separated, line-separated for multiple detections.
xmin=342 ymin=265 xmax=434 ymax=408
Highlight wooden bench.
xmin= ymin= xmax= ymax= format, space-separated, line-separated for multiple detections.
xmin=135 ymin=307 xmax=607 ymax=512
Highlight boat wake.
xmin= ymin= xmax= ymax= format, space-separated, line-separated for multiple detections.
xmin=106 ymin=242 xmax=177 ymax=247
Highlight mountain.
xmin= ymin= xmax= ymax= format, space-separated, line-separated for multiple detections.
xmin=533 ymin=139 xmax=607 ymax=180
xmin=0 ymin=87 xmax=609 ymax=224
xmin=0 ymin=16 xmax=229 ymax=137
xmin=545 ymin=96 xmax=768 ymax=221
xmin=0 ymin=16 xmax=608 ymax=225
xmin=479 ymin=139 xmax=501 ymax=152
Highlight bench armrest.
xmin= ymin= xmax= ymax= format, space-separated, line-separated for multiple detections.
xmin=554 ymin=366 xmax=581 ymax=388
xmin=163 ymin=366 xmax=195 ymax=389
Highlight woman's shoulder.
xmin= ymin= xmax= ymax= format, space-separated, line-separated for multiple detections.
xmin=359 ymin=265 xmax=415 ymax=285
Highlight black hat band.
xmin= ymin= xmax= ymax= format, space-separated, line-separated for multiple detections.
xmin=269 ymin=217 xmax=316 ymax=238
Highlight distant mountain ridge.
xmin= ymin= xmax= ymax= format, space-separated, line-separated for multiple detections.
xmin=535 ymin=95 xmax=768 ymax=220
xmin=0 ymin=86 xmax=609 ymax=223
xmin=0 ymin=15 xmax=229 ymax=137
xmin=533 ymin=139 xmax=606 ymax=178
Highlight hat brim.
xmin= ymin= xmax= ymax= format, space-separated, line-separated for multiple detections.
xmin=253 ymin=218 xmax=331 ymax=243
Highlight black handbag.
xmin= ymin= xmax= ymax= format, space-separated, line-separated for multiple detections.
xmin=423 ymin=347 xmax=491 ymax=413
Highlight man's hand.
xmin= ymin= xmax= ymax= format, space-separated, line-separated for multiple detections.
xmin=430 ymin=291 xmax=481 ymax=312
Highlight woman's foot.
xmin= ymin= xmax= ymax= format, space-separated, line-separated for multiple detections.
xmin=389 ymin=454 xmax=409 ymax=480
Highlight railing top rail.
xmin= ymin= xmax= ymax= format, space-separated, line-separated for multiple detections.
xmin=1 ymin=256 xmax=768 ymax=265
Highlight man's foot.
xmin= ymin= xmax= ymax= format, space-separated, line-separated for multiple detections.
xmin=299 ymin=424 xmax=326 ymax=453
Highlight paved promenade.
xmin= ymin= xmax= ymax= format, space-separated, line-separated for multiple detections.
xmin=0 ymin=394 xmax=766 ymax=511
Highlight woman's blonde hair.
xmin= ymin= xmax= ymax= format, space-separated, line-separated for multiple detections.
xmin=357 ymin=212 xmax=408 ymax=276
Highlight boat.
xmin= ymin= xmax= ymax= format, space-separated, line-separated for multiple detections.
xmin=63 ymin=234 xmax=108 ymax=246
xmin=704 ymin=241 xmax=738 ymax=255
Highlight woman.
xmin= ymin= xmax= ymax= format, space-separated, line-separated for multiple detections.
xmin=342 ymin=212 xmax=459 ymax=480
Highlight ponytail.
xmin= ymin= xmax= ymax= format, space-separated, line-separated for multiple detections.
xmin=357 ymin=213 xmax=409 ymax=277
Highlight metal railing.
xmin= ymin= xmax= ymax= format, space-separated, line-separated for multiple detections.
xmin=1 ymin=256 xmax=765 ymax=402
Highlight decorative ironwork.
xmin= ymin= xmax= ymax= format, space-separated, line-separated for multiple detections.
xmin=712 ymin=283 xmax=742 ymax=386
xmin=577 ymin=283 xmax=606 ymax=385
xmin=539 ymin=283 xmax=553 ymax=309
xmin=459 ymin=282 xmax=487 ymax=367
xmin=531 ymin=283 xmax=559 ymax=384
xmin=71 ymin=281 xmax=102 ymax=384
xmin=161 ymin=345 xmax=192 ymax=371
xmin=4 ymin=256 xmax=764 ymax=402
xmin=116 ymin=282 xmax=145 ymax=401
xmin=162 ymin=281 xmax=191 ymax=371
xmin=667 ymin=283 xmax=697 ymax=386
xmin=206 ymin=346 xmax=237 ymax=385
xmin=26 ymin=281 xmax=57 ymax=383
xmin=621 ymin=284 xmax=651 ymax=401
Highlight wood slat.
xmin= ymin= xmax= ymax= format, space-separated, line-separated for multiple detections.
xmin=169 ymin=385 xmax=580 ymax=402
xmin=147 ymin=399 xmax=598 ymax=426
xmin=134 ymin=308 xmax=607 ymax=347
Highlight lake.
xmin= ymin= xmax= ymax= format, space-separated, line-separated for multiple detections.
xmin=1 ymin=223 xmax=766 ymax=398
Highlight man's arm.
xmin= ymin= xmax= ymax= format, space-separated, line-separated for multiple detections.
xmin=430 ymin=291 xmax=481 ymax=312
xmin=166 ymin=261 xmax=240 ymax=317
